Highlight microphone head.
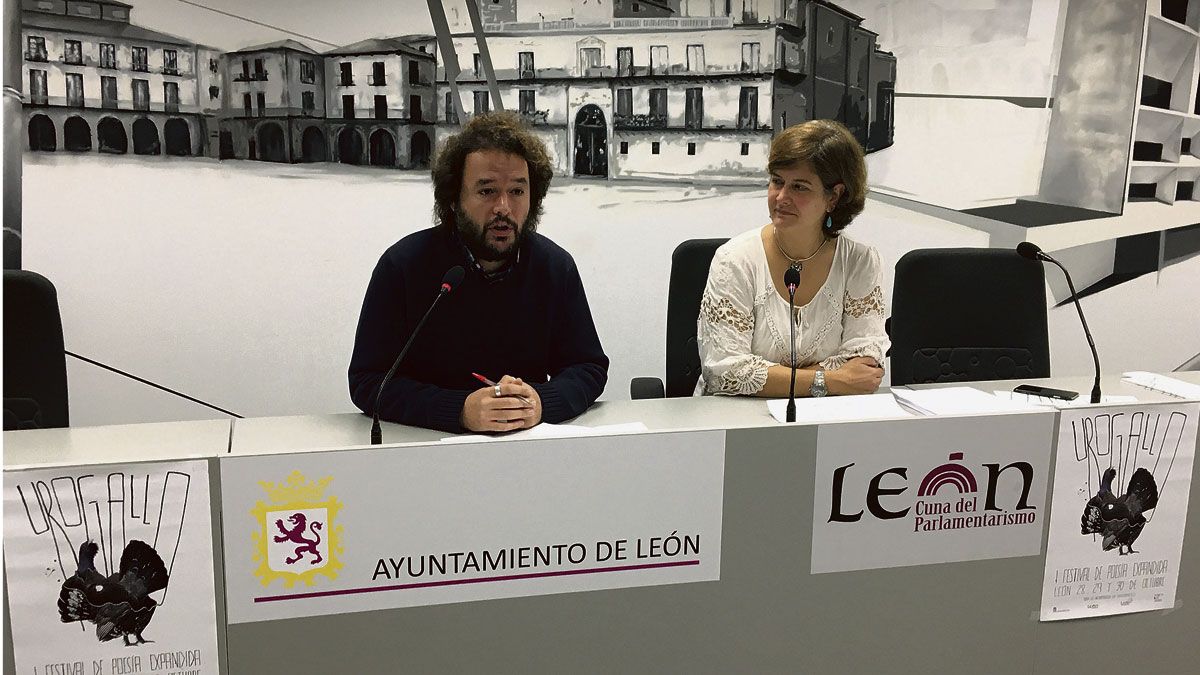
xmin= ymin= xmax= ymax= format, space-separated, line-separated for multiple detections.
xmin=783 ymin=267 xmax=802 ymax=290
xmin=441 ymin=265 xmax=466 ymax=293
xmin=1016 ymin=241 xmax=1043 ymax=261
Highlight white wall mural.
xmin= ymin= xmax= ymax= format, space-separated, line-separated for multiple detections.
xmin=13 ymin=0 xmax=1200 ymax=425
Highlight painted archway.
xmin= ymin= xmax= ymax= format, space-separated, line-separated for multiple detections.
xmin=369 ymin=128 xmax=396 ymax=167
xmin=97 ymin=117 xmax=127 ymax=154
xmin=337 ymin=127 xmax=364 ymax=165
xmin=63 ymin=116 xmax=92 ymax=152
xmin=301 ymin=126 xmax=327 ymax=162
xmin=27 ymin=114 xmax=56 ymax=151
xmin=132 ymin=118 xmax=160 ymax=155
xmin=410 ymin=130 xmax=431 ymax=168
xmin=164 ymin=118 xmax=192 ymax=156
xmin=573 ymin=104 xmax=608 ymax=177
xmin=256 ymin=122 xmax=287 ymax=162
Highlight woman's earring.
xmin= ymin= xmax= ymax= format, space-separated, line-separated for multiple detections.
xmin=824 ymin=214 xmax=833 ymax=231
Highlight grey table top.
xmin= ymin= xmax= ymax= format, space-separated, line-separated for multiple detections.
xmin=5 ymin=372 xmax=1195 ymax=467
xmin=225 ymin=372 xmax=1198 ymax=457
xmin=2 ymin=418 xmax=232 ymax=470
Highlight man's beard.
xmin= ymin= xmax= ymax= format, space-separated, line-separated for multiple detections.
xmin=454 ymin=206 xmax=528 ymax=263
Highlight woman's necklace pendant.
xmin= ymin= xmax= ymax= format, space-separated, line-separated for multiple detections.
xmin=789 ymin=261 xmax=803 ymax=273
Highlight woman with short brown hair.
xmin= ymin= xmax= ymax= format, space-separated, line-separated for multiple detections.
xmin=695 ymin=120 xmax=889 ymax=398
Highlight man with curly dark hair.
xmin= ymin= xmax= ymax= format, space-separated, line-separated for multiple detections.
xmin=349 ymin=112 xmax=608 ymax=434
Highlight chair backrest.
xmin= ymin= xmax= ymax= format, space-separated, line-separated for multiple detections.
xmin=4 ymin=270 xmax=69 ymax=429
xmin=664 ymin=238 xmax=728 ymax=397
xmin=889 ymin=248 xmax=1050 ymax=386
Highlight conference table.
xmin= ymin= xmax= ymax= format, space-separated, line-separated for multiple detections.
xmin=4 ymin=373 xmax=1199 ymax=675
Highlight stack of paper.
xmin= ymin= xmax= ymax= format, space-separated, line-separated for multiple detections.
xmin=1122 ymin=371 xmax=1200 ymax=400
xmin=767 ymin=394 xmax=915 ymax=424
xmin=442 ymin=422 xmax=649 ymax=443
xmin=890 ymin=386 xmax=1041 ymax=416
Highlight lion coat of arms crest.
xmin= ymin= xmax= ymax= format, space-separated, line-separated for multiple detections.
xmin=251 ymin=471 xmax=344 ymax=588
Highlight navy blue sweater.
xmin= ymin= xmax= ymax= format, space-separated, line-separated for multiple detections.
xmin=349 ymin=227 xmax=609 ymax=433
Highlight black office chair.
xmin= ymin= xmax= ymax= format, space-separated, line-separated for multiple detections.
xmin=889 ymin=248 xmax=1050 ymax=386
xmin=630 ymin=238 xmax=728 ymax=399
xmin=4 ymin=270 xmax=69 ymax=429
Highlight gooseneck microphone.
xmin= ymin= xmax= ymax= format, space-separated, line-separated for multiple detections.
xmin=370 ymin=266 xmax=465 ymax=444
xmin=1016 ymin=242 xmax=1101 ymax=403
xmin=784 ymin=266 xmax=802 ymax=422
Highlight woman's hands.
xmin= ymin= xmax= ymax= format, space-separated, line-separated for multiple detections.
xmin=826 ymin=357 xmax=884 ymax=395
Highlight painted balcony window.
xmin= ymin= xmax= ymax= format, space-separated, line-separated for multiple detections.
xmin=617 ymin=47 xmax=633 ymax=77
xmin=649 ymin=45 xmax=668 ymax=74
xmin=64 ymin=40 xmax=82 ymax=65
xmin=519 ymin=89 xmax=535 ymax=115
xmin=738 ymin=86 xmax=758 ymax=129
xmin=686 ymin=44 xmax=704 ymax=73
xmin=685 ymin=87 xmax=704 ymax=129
xmin=741 ymin=42 xmax=759 ymax=71
xmin=65 ymin=73 xmax=84 ymax=107
xmin=616 ymin=88 xmax=632 ymax=118
xmin=578 ymin=47 xmax=601 ymax=74
xmin=28 ymin=69 xmax=48 ymax=105
xmin=164 ymin=82 xmax=180 ymax=113
xmin=101 ymin=75 xmax=118 ymax=109
xmin=99 ymin=43 xmax=116 ymax=69
xmin=26 ymin=36 xmax=48 ymax=62
xmin=132 ymin=46 xmax=148 ymax=72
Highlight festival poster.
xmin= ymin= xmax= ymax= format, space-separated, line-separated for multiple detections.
xmin=220 ymin=430 xmax=725 ymax=623
xmin=3 ymin=460 xmax=219 ymax=675
xmin=1040 ymin=402 xmax=1198 ymax=621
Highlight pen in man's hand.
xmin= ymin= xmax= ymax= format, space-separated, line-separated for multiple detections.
xmin=471 ymin=372 xmax=533 ymax=405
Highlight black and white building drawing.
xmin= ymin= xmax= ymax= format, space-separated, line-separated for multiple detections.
xmin=218 ymin=39 xmax=326 ymax=163
xmin=11 ymin=0 xmax=1198 ymax=429
xmin=436 ymin=0 xmax=895 ymax=181
xmin=323 ymin=36 xmax=438 ymax=167
xmin=18 ymin=0 xmax=895 ymax=181
xmin=20 ymin=0 xmax=221 ymax=158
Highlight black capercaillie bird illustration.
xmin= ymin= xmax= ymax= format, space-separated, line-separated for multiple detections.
xmin=57 ymin=540 xmax=169 ymax=645
xmin=1081 ymin=467 xmax=1159 ymax=555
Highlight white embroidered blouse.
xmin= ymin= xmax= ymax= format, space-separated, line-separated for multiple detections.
xmin=695 ymin=228 xmax=890 ymax=396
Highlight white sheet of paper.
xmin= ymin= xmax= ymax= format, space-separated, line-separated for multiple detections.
xmin=767 ymin=394 xmax=915 ymax=424
xmin=994 ymin=390 xmax=1139 ymax=409
xmin=1123 ymin=371 xmax=1200 ymax=400
xmin=891 ymin=386 xmax=1040 ymax=416
xmin=442 ymin=422 xmax=650 ymax=443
